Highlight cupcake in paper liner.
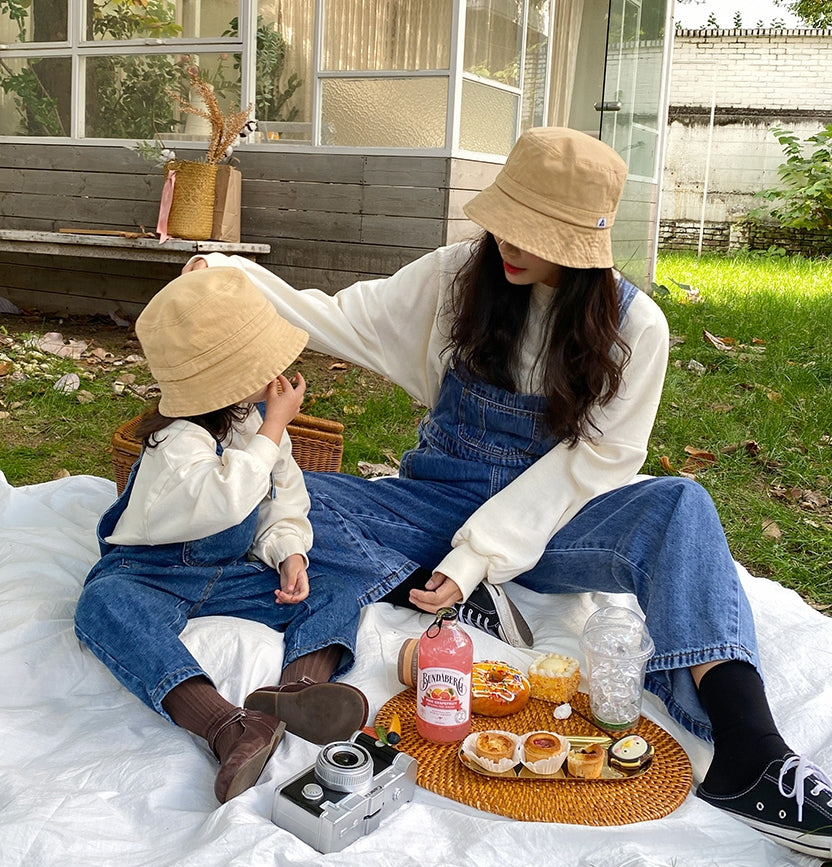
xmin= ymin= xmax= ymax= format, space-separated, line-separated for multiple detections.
xmin=520 ymin=730 xmax=570 ymax=774
xmin=462 ymin=730 xmax=521 ymax=773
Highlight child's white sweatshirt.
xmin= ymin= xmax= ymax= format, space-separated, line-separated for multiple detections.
xmin=105 ymin=411 xmax=312 ymax=571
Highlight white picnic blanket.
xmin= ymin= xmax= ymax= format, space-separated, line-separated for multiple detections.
xmin=1 ymin=470 xmax=829 ymax=867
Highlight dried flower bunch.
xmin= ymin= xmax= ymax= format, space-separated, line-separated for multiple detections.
xmin=166 ymin=66 xmax=253 ymax=165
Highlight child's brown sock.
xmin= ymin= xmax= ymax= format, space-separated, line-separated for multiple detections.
xmin=280 ymin=645 xmax=343 ymax=685
xmin=162 ymin=675 xmax=243 ymax=759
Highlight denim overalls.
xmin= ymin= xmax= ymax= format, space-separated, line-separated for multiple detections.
xmin=303 ymin=279 xmax=760 ymax=740
xmin=74 ymin=441 xmax=361 ymax=722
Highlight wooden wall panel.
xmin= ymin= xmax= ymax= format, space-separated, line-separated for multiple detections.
xmin=0 ymin=145 xmax=503 ymax=315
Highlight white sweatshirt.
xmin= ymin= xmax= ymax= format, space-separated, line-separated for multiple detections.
xmin=196 ymin=243 xmax=669 ymax=600
xmin=104 ymin=411 xmax=312 ymax=571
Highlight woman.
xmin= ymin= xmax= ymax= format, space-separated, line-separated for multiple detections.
xmin=185 ymin=127 xmax=831 ymax=857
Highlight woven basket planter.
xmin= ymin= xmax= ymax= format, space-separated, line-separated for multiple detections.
xmin=165 ymin=160 xmax=218 ymax=241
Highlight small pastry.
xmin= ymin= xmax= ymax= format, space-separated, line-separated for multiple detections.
xmin=522 ymin=731 xmax=564 ymax=764
xmin=608 ymin=734 xmax=654 ymax=770
xmin=474 ymin=731 xmax=516 ymax=762
xmin=566 ymin=743 xmax=606 ymax=779
xmin=528 ymin=653 xmax=581 ymax=704
xmin=471 ymin=661 xmax=531 ymax=717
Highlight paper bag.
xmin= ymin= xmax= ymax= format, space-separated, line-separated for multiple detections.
xmin=211 ymin=165 xmax=242 ymax=242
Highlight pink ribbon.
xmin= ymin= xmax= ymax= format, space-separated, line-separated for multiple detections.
xmin=156 ymin=169 xmax=176 ymax=243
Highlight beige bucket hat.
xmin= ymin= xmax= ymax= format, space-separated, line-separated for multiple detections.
xmin=136 ymin=267 xmax=308 ymax=417
xmin=462 ymin=126 xmax=628 ymax=270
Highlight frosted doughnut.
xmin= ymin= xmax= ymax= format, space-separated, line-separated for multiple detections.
xmin=471 ymin=661 xmax=531 ymax=717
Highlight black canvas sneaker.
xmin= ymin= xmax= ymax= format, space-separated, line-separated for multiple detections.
xmin=697 ymin=752 xmax=832 ymax=859
xmin=454 ymin=581 xmax=534 ymax=649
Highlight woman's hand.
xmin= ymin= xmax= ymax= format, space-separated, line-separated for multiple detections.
xmin=257 ymin=373 xmax=306 ymax=445
xmin=409 ymin=571 xmax=463 ymax=613
xmin=275 ymin=553 xmax=309 ymax=604
xmin=181 ymin=257 xmax=208 ymax=275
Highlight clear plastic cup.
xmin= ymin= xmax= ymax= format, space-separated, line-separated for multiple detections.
xmin=579 ymin=606 xmax=654 ymax=732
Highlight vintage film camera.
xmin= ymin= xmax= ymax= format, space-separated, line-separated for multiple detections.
xmin=272 ymin=730 xmax=417 ymax=853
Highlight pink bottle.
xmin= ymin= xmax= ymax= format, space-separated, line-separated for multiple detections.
xmin=415 ymin=607 xmax=473 ymax=743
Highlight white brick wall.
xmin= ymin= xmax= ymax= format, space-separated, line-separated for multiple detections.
xmin=661 ymin=29 xmax=832 ymax=226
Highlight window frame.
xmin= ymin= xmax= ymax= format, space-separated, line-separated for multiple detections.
xmin=0 ymin=0 xmax=552 ymax=160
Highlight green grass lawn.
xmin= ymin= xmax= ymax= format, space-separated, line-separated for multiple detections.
xmin=651 ymin=250 xmax=832 ymax=611
xmin=1 ymin=248 xmax=830 ymax=611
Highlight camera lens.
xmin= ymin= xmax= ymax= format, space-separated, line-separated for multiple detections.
xmin=314 ymin=742 xmax=374 ymax=793
xmin=331 ymin=750 xmax=361 ymax=768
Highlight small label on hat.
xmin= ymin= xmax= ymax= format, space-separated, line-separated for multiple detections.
xmin=596 ymin=217 xmax=608 ymax=229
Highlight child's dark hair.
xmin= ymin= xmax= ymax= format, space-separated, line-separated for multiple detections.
xmin=447 ymin=233 xmax=631 ymax=445
xmin=133 ymin=402 xmax=253 ymax=448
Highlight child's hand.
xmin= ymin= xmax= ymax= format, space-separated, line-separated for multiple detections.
xmin=257 ymin=373 xmax=306 ymax=445
xmin=275 ymin=553 xmax=309 ymax=604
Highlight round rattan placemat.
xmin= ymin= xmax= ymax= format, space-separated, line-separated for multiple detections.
xmin=375 ymin=690 xmax=692 ymax=825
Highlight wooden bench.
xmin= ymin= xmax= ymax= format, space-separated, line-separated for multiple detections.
xmin=0 ymin=229 xmax=271 ymax=316
xmin=0 ymin=229 xmax=270 ymax=265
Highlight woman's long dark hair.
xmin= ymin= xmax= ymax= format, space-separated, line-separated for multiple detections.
xmin=447 ymin=233 xmax=631 ymax=445
xmin=132 ymin=402 xmax=253 ymax=449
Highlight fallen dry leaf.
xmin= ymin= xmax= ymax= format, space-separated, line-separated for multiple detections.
xmin=328 ymin=362 xmax=348 ymax=371
xmin=703 ymin=330 xmax=736 ymax=352
xmin=801 ymin=490 xmax=829 ymax=510
xmin=0 ymin=360 xmax=12 ymax=376
xmin=53 ymin=468 xmax=71 ymax=480
xmin=357 ymin=461 xmax=398 ymax=478
xmin=381 ymin=448 xmax=401 ymax=467
xmin=659 ymin=456 xmax=675 ymax=473
xmin=38 ymin=333 xmax=88 ymax=359
xmin=762 ymin=518 xmax=782 ymax=540
xmin=681 ymin=446 xmax=717 ymax=475
xmin=76 ymin=390 xmax=95 ymax=404
xmin=54 ymin=373 xmax=80 ymax=393
xmin=767 ymin=391 xmax=782 ymax=402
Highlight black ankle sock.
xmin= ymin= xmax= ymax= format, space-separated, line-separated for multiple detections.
xmin=698 ymin=660 xmax=790 ymax=796
xmin=378 ymin=567 xmax=432 ymax=611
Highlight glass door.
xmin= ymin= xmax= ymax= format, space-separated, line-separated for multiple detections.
xmin=598 ymin=0 xmax=673 ymax=287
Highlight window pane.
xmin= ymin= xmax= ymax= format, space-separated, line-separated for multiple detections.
xmin=85 ymin=54 xmax=243 ymax=140
xmin=464 ymin=0 xmax=522 ymax=87
xmin=254 ymin=0 xmax=312 ymax=136
xmin=321 ymin=77 xmax=447 ymax=147
xmin=322 ymin=0 xmax=452 ymax=71
xmin=0 ymin=0 xmax=67 ymax=43
xmin=88 ymin=0 xmax=240 ymax=41
xmin=521 ymin=0 xmax=550 ymax=130
xmin=460 ymin=78 xmax=517 ymax=155
xmin=0 ymin=57 xmax=70 ymax=135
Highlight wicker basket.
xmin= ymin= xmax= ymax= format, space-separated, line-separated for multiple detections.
xmin=165 ymin=160 xmax=218 ymax=241
xmin=111 ymin=412 xmax=344 ymax=495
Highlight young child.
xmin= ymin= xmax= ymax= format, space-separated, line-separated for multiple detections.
xmin=74 ymin=267 xmax=368 ymax=804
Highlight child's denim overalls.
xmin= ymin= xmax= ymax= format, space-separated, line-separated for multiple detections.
xmin=74 ymin=441 xmax=360 ymax=722
xmin=303 ymin=279 xmax=759 ymax=741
